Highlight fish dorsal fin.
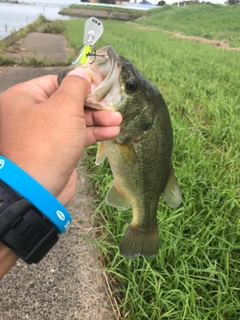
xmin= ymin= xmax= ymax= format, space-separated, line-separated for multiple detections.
xmin=95 ymin=142 xmax=107 ymax=165
xmin=106 ymin=182 xmax=131 ymax=211
xmin=162 ymin=166 xmax=182 ymax=208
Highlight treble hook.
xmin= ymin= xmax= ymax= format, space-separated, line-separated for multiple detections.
xmin=86 ymin=47 xmax=108 ymax=64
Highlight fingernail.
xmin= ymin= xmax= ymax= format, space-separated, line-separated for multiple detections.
xmin=68 ymin=68 xmax=91 ymax=83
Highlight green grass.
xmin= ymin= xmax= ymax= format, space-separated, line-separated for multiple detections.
xmin=41 ymin=20 xmax=66 ymax=34
xmin=140 ymin=4 xmax=240 ymax=47
xmin=0 ymin=55 xmax=16 ymax=66
xmin=66 ymin=15 xmax=240 ymax=319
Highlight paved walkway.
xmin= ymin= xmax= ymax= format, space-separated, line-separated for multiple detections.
xmin=4 ymin=32 xmax=71 ymax=63
xmin=0 ymin=34 xmax=114 ymax=320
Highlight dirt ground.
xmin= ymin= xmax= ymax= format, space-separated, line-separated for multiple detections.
xmin=167 ymin=31 xmax=240 ymax=52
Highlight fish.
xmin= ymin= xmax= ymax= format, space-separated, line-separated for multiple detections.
xmin=58 ymin=46 xmax=182 ymax=258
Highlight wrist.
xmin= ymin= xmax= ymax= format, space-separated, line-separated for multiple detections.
xmin=0 ymin=156 xmax=72 ymax=266
xmin=0 ymin=156 xmax=72 ymax=234
xmin=0 ymin=243 xmax=18 ymax=279
xmin=1 ymin=151 xmax=60 ymax=198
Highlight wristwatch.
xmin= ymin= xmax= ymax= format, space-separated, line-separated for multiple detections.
xmin=0 ymin=156 xmax=72 ymax=264
xmin=0 ymin=180 xmax=59 ymax=264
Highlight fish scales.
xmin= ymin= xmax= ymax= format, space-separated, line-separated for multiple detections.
xmin=103 ymin=81 xmax=173 ymax=257
xmin=58 ymin=46 xmax=182 ymax=258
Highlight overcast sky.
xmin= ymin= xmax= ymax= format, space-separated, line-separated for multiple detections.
xmin=21 ymin=0 xmax=227 ymax=7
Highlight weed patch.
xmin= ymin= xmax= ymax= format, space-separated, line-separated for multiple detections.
xmin=0 ymin=55 xmax=16 ymax=66
xmin=42 ymin=20 xmax=66 ymax=34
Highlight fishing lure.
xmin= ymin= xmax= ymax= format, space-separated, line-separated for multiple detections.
xmin=71 ymin=17 xmax=104 ymax=65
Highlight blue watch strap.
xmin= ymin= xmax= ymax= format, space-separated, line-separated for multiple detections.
xmin=0 ymin=156 xmax=72 ymax=233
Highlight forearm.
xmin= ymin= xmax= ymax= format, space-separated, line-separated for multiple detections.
xmin=0 ymin=73 xmax=121 ymax=279
xmin=0 ymin=242 xmax=18 ymax=279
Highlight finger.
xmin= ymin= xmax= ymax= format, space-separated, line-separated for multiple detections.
xmin=85 ymin=126 xmax=121 ymax=147
xmin=0 ymin=75 xmax=60 ymax=104
xmin=24 ymin=75 xmax=59 ymax=98
xmin=85 ymin=110 xmax=122 ymax=127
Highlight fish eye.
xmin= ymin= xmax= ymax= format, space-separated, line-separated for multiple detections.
xmin=126 ymin=77 xmax=138 ymax=92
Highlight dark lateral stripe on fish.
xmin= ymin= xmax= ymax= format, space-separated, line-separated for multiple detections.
xmin=119 ymin=224 xmax=159 ymax=258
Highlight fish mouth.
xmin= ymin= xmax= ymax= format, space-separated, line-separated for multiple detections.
xmin=58 ymin=46 xmax=122 ymax=110
xmin=85 ymin=46 xmax=122 ymax=110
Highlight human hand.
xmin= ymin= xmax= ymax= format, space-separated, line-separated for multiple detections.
xmin=0 ymin=72 xmax=122 ymax=206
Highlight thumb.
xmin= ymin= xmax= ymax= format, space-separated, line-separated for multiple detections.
xmin=49 ymin=69 xmax=91 ymax=113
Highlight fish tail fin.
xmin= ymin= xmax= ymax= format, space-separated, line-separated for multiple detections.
xmin=119 ymin=224 xmax=159 ymax=258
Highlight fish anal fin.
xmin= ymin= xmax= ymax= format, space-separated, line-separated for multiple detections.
xmin=95 ymin=142 xmax=107 ymax=166
xmin=162 ymin=166 xmax=182 ymax=208
xmin=106 ymin=182 xmax=131 ymax=211
xmin=119 ymin=224 xmax=159 ymax=258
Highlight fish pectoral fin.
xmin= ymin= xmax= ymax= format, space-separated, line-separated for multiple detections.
xmin=106 ymin=182 xmax=131 ymax=211
xmin=162 ymin=166 xmax=182 ymax=208
xmin=115 ymin=140 xmax=138 ymax=165
xmin=119 ymin=224 xmax=159 ymax=258
xmin=95 ymin=142 xmax=107 ymax=165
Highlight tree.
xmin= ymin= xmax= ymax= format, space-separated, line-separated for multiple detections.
xmin=157 ymin=0 xmax=166 ymax=5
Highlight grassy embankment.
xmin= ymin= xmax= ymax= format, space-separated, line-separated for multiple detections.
xmin=64 ymin=5 xmax=240 ymax=319
xmin=62 ymin=3 xmax=147 ymax=20
xmin=141 ymin=4 xmax=240 ymax=48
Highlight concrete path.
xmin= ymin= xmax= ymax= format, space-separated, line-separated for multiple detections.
xmin=4 ymin=32 xmax=71 ymax=64
xmin=0 ymin=34 xmax=114 ymax=320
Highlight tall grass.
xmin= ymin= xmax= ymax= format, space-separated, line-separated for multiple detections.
xmin=66 ymin=10 xmax=240 ymax=319
xmin=142 ymin=4 xmax=240 ymax=47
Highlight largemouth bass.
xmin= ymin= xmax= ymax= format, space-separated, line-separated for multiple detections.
xmin=58 ymin=46 xmax=182 ymax=258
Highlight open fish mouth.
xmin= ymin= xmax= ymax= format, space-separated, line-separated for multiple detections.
xmin=58 ymin=46 xmax=123 ymax=110
xmin=85 ymin=46 xmax=123 ymax=110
